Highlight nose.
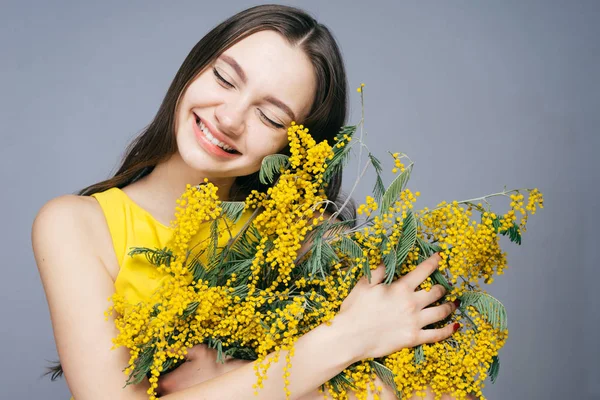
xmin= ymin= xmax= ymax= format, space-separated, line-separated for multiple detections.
xmin=214 ymin=102 xmax=246 ymax=138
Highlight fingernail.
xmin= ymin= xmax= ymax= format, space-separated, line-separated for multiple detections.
xmin=453 ymin=299 xmax=461 ymax=309
xmin=453 ymin=323 xmax=460 ymax=332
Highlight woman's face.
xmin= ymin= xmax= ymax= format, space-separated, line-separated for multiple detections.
xmin=174 ymin=30 xmax=317 ymax=179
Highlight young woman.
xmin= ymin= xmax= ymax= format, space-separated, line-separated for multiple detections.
xmin=33 ymin=5 xmax=469 ymax=400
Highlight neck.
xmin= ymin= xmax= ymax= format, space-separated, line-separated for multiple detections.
xmin=131 ymin=152 xmax=236 ymax=220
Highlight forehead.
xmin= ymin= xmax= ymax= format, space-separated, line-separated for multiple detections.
xmin=218 ymin=30 xmax=316 ymax=120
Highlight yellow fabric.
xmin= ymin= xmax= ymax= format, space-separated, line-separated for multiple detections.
xmin=91 ymin=187 xmax=251 ymax=305
xmin=66 ymin=187 xmax=251 ymax=399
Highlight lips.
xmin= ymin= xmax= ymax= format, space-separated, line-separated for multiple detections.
xmin=192 ymin=113 xmax=242 ymax=158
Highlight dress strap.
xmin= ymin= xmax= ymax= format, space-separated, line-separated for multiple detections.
xmin=90 ymin=188 xmax=128 ymax=268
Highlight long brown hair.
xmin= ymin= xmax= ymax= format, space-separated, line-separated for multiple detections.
xmin=78 ymin=4 xmax=352 ymax=218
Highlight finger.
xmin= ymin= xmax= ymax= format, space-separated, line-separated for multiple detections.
xmin=419 ymin=302 xmax=456 ymax=327
xmin=418 ymin=321 xmax=460 ymax=344
xmin=359 ymin=263 xmax=386 ymax=286
xmin=398 ymin=253 xmax=441 ymax=290
xmin=414 ymin=284 xmax=447 ymax=308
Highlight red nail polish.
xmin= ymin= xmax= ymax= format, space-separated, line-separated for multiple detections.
xmin=453 ymin=299 xmax=461 ymax=308
xmin=453 ymin=323 xmax=460 ymax=332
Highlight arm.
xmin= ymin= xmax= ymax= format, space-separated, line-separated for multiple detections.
xmin=34 ymin=197 xmax=458 ymax=400
xmin=33 ymin=195 xmax=152 ymax=399
xmin=163 ymin=317 xmax=357 ymax=400
xmin=159 ymin=258 xmax=462 ymax=400
xmin=33 ymin=195 xmax=358 ymax=400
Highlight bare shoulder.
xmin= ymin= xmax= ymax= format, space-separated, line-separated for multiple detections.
xmin=31 ymin=194 xmax=151 ymax=399
xmin=32 ymin=195 xmax=103 ymax=251
xmin=32 ymin=194 xmax=118 ymax=278
xmin=36 ymin=192 xmax=107 ymax=220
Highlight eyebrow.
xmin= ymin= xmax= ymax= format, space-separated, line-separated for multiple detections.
xmin=218 ymin=54 xmax=297 ymax=121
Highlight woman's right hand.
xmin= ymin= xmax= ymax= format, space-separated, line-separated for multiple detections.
xmin=336 ymin=252 xmax=458 ymax=361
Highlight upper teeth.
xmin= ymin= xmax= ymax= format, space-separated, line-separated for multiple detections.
xmin=198 ymin=120 xmax=235 ymax=152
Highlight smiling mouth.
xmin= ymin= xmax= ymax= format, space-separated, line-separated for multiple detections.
xmin=194 ymin=114 xmax=241 ymax=155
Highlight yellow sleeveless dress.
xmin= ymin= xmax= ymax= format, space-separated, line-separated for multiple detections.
xmin=67 ymin=187 xmax=251 ymax=399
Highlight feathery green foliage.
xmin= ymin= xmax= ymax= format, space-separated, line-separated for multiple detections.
xmin=323 ymin=125 xmax=357 ymax=182
xmin=324 ymin=370 xmax=358 ymax=395
xmin=414 ymin=345 xmax=425 ymax=364
xmin=380 ymin=235 xmax=398 ymax=285
xmin=395 ymin=210 xmax=417 ymax=267
xmin=488 ymin=355 xmax=501 ymax=383
xmin=368 ymin=153 xmax=386 ymax=203
xmin=259 ymin=154 xmax=289 ymax=185
xmin=128 ymin=247 xmax=173 ymax=267
xmin=380 ymin=163 xmax=413 ymax=215
xmin=335 ymin=236 xmax=370 ymax=281
xmin=460 ymin=291 xmax=507 ymax=331
xmin=370 ymin=360 xmax=403 ymax=399
xmin=221 ymin=201 xmax=246 ymax=224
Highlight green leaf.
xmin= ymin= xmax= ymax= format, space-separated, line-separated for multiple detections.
xmin=380 ymin=163 xmax=413 ymax=215
xmin=430 ymin=269 xmax=452 ymax=292
xmin=491 ymin=216 xmax=502 ymax=234
xmin=396 ymin=210 xmax=417 ymax=267
xmin=188 ymin=258 xmax=215 ymax=285
xmin=337 ymin=237 xmax=364 ymax=263
xmin=321 ymin=241 xmax=339 ymax=267
xmin=502 ymin=223 xmax=522 ymax=245
xmin=414 ymin=345 xmax=425 ymax=364
xmin=306 ymin=236 xmax=338 ymax=278
xmin=221 ymin=201 xmax=246 ymax=224
xmin=228 ymin=284 xmax=249 ymax=300
xmin=492 ymin=217 xmax=522 ymax=245
xmin=380 ymin=235 xmax=397 ymax=285
xmin=373 ymin=175 xmax=386 ymax=204
xmin=220 ymin=259 xmax=254 ymax=284
xmin=229 ymin=225 xmax=262 ymax=259
xmin=207 ymin=339 xmax=225 ymax=364
xmin=325 ymin=371 xmax=357 ymax=394
xmin=488 ymin=355 xmax=500 ymax=383
xmin=415 ymin=236 xmax=436 ymax=257
xmin=128 ymin=247 xmax=173 ymax=267
xmin=259 ymin=154 xmax=289 ymax=184
xmin=323 ymin=125 xmax=357 ymax=182
xmin=369 ymin=360 xmax=403 ymax=399
xmin=181 ymin=301 xmax=199 ymax=319
xmin=160 ymin=358 xmax=178 ymax=375
xmin=207 ymin=219 xmax=220 ymax=264
xmin=303 ymin=219 xmax=355 ymax=246
xmin=336 ymin=236 xmax=370 ymax=281
xmin=127 ymin=345 xmax=155 ymax=385
xmin=460 ymin=291 xmax=507 ymax=331
xmin=306 ymin=235 xmax=324 ymax=277
xmin=368 ymin=152 xmax=383 ymax=173
xmin=369 ymin=152 xmax=385 ymax=203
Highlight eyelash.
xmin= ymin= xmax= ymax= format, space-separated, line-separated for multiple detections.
xmin=212 ymin=68 xmax=285 ymax=129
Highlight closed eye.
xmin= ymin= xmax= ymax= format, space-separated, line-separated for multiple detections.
xmin=258 ymin=109 xmax=285 ymax=129
xmin=213 ymin=68 xmax=234 ymax=88
xmin=214 ymin=67 xmax=285 ymax=130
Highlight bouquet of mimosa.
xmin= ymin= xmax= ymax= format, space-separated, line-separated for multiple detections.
xmin=107 ymin=85 xmax=544 ymax=400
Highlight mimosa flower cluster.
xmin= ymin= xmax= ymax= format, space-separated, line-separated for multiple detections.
xmin=107 ymin=88 xmax=543 ymax=400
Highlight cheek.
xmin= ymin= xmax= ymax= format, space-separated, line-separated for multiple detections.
xmin=247 ymin=134 xmax=287 ymax=171
xmin=249 ymin=127 xmax=288 ymax=155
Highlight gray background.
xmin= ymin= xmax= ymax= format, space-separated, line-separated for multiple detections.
xmin=1 ymin=0 xmax=598 ymax=399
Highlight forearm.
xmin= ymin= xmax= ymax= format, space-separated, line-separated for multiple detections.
xmin=162 ymin=317 xmax=357 ymax=400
